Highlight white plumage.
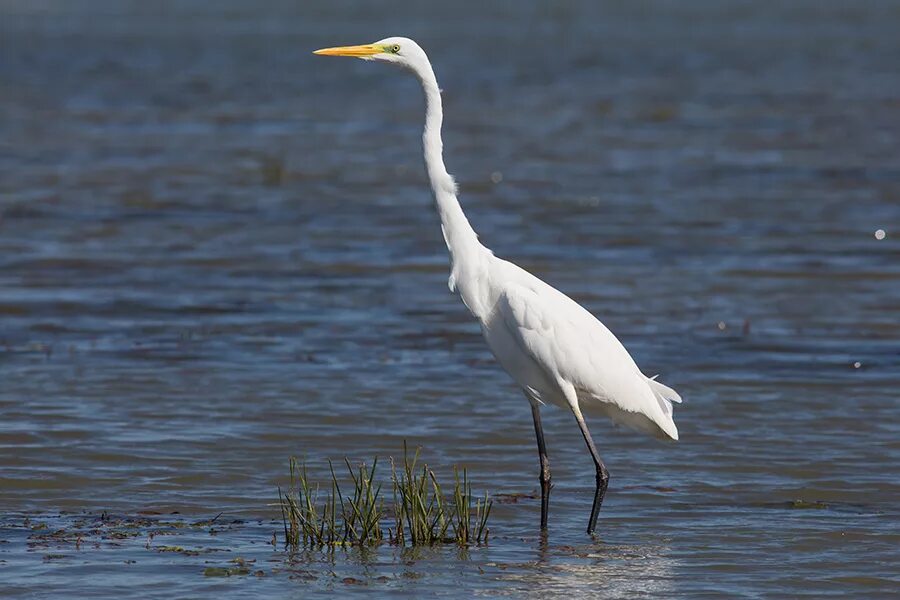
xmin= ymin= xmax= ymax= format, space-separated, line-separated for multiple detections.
xmin=484 ymin=259 xmax=681 ymax=441
xmin=315 ymin=37 xmax=681 ymax=534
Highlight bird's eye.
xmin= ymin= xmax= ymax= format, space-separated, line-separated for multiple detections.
xmin=390 ymin=44 xmax=401 ymax=53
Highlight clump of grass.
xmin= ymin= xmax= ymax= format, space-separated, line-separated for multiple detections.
xmin=451 ymin=467 xmax=491 ymax=545
xmin=391 ymin=443 xmax=450 ymax=545
xmin=277 ymin=457 xmax=339 ymax=547
xmin=277 ymin=444 xmax=492 ymax=550
xmin=335 ymin=458 xmax=384 ymax=545
xmin=278 ymin=457 xmax=382 ymax=547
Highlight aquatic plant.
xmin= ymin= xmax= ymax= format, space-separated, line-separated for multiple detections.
xmin=277 ymin=458 xmax=338 ymax=547
xmin=336 ymin=458 xmax=384 ymax=545
xmin=450 ymin=467 xmax=491 ymax=545
xmin=278 ymin=457 xmax=381 ymax=547
xmin=391 ymin=442 xmax=450 ymax=545
xmin=277 ymin=444 xmax=491 ymax=549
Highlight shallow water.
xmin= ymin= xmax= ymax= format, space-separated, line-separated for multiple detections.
xmin=1 ymin=1 xmax=899 ymax=597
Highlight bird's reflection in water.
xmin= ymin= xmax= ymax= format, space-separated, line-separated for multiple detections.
xmin=495 ymin=540 xmax=678 ymax=597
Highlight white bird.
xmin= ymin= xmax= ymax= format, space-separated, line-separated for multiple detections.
xmin=314 ymin=37 xmax=681 ymax=534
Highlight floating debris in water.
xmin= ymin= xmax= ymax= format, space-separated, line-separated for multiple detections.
xmin=789 ymin=499 xmax=829 ymax=510
xmin=204 ymin=566 xmax=250 ymax=577
xmin=493 ymin=492 xmax=538 ymax=504
xmin=874 ymin=229 xmax=886 ymax=240
xmin=259 ymin=155 xmax=285 ymax=187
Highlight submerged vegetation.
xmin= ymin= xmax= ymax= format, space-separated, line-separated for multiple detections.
xmin=278 ymin=444 xmax=491 ymax=549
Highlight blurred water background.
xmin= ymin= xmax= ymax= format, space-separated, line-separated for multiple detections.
xmin=1 ymin=0 xmax=898 ymax=597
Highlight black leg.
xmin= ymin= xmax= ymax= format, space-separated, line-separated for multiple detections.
xmin=572 ymin=407 xmax=610 ymax=535
xmin=530 ymin=403 xmax=552 ymax=530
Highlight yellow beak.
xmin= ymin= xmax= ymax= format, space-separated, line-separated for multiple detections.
xmin=313 ymin=44 xmax=383 ymax=58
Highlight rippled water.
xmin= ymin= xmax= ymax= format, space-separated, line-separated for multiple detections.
xmin=2 ymin=1 xmax=899 ymax=597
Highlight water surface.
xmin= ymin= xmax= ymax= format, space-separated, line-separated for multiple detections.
xmin=1 ymin=1 xmax=899 ymax=597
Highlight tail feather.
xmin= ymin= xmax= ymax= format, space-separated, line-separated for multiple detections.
xmin=648 ymin=375 xmax=682 ymax=403
xmin=646 ymin=376 xmax=682 ymax=441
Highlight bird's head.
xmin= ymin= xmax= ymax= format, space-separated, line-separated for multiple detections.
xmin=314 ymin=37 xmax=428 ymax=73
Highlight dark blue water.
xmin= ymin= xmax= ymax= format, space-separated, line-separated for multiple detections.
xmin=1 ymin=1 xmax=899 ymax=597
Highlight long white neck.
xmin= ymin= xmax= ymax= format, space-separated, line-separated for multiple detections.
xmin=412 ymin=60 xmax=488 ymax=302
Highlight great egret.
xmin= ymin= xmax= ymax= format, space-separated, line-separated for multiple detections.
xmin=314 ymin=37 xmax=681 ymax=534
